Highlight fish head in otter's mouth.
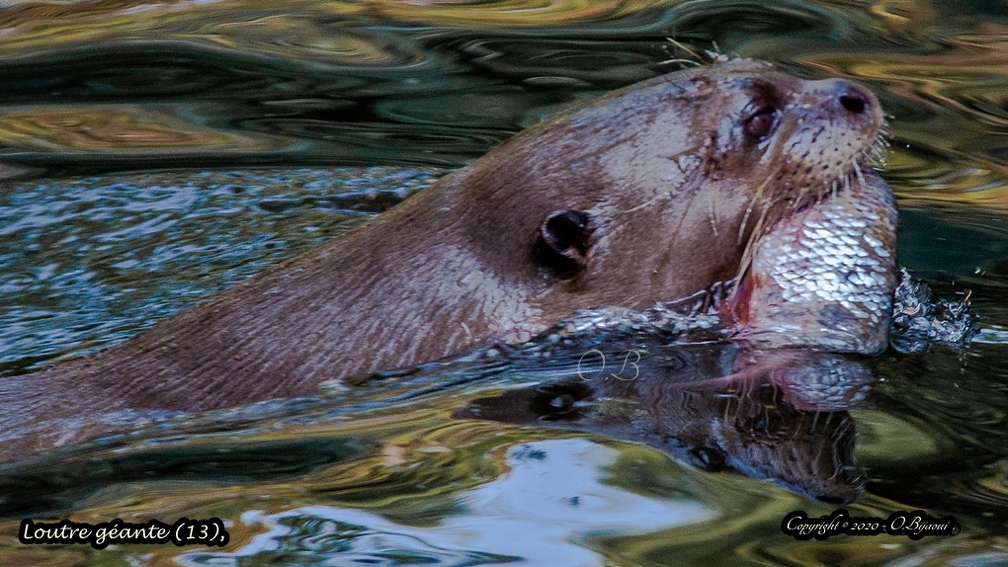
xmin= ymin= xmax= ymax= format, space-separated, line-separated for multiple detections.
xmin=722 ymin=166 xmax=898 ymax=355
xmin=533 ymin=59 xmax=892 ymax=353
xmin=694 ymin=61 xmax=896 ymax=355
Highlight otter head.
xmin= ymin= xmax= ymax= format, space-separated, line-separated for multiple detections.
xmin=502 ymin=61 xmax=881 ymax=302
xmin=439 ymin=59 xmax=889 ymax=350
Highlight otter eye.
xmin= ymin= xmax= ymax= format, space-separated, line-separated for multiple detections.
xmin=744 ymin=106 xmax=777 ymax=139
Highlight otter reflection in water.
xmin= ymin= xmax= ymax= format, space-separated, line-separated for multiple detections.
xmin=456 ymin=342 xmax=873 ymax=504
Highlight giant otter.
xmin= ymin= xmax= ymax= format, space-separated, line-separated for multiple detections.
xmin=2 ymin=58 xmax=891 ymax=458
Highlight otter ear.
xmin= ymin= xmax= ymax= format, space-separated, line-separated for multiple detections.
xmin=539 ymin=209 xmax=594 ymax=276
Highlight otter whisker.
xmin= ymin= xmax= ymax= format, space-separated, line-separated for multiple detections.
xmin=708 ymin=194 xmax=720 ymax=237
xmin=868 ymin=132 xmax=890 ymax=168
xmin=853 ymin=159 xmax=866 ymax=187
xmin=658 ymin=58 xmax=703 ymax=68
xmin=732 ymin=199 xmax=772 ymax=296
xmin=733 ymin=209 xmax=762 ymax=286
xmin=738 ymin=165 xmax=780 ymax=245
xmin=788 ymin=180 xmax=808 ymax=216
xmin=737 ymin=184 xmax=763 ymax=245
xmin=665 ymin=37 xmax=704 ymax=61
xmin=617 ymin=193 xmax=666 ymax=215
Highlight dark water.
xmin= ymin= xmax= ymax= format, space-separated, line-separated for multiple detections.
xmin=2 ymin=0 xmax=1008 ymax=565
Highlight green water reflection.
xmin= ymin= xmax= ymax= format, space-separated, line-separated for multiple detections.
xmin=2 ymin=0 xmax=1008 ymax=566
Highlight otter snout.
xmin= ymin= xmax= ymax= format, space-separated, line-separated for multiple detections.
xmin=819 ymin=78 xmax=883 ymax=128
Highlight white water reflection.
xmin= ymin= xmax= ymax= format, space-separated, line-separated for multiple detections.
xmin=179 ymin=438 xmax=714 ymax=566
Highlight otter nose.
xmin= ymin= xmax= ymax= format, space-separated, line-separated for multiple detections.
xmin=838 ymin=85 xmax=870 ymax=115
xmin=822 ymin=79 xmax=877 ymax=117
xmin=814 ymin=78 xmax=882 ymax=126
